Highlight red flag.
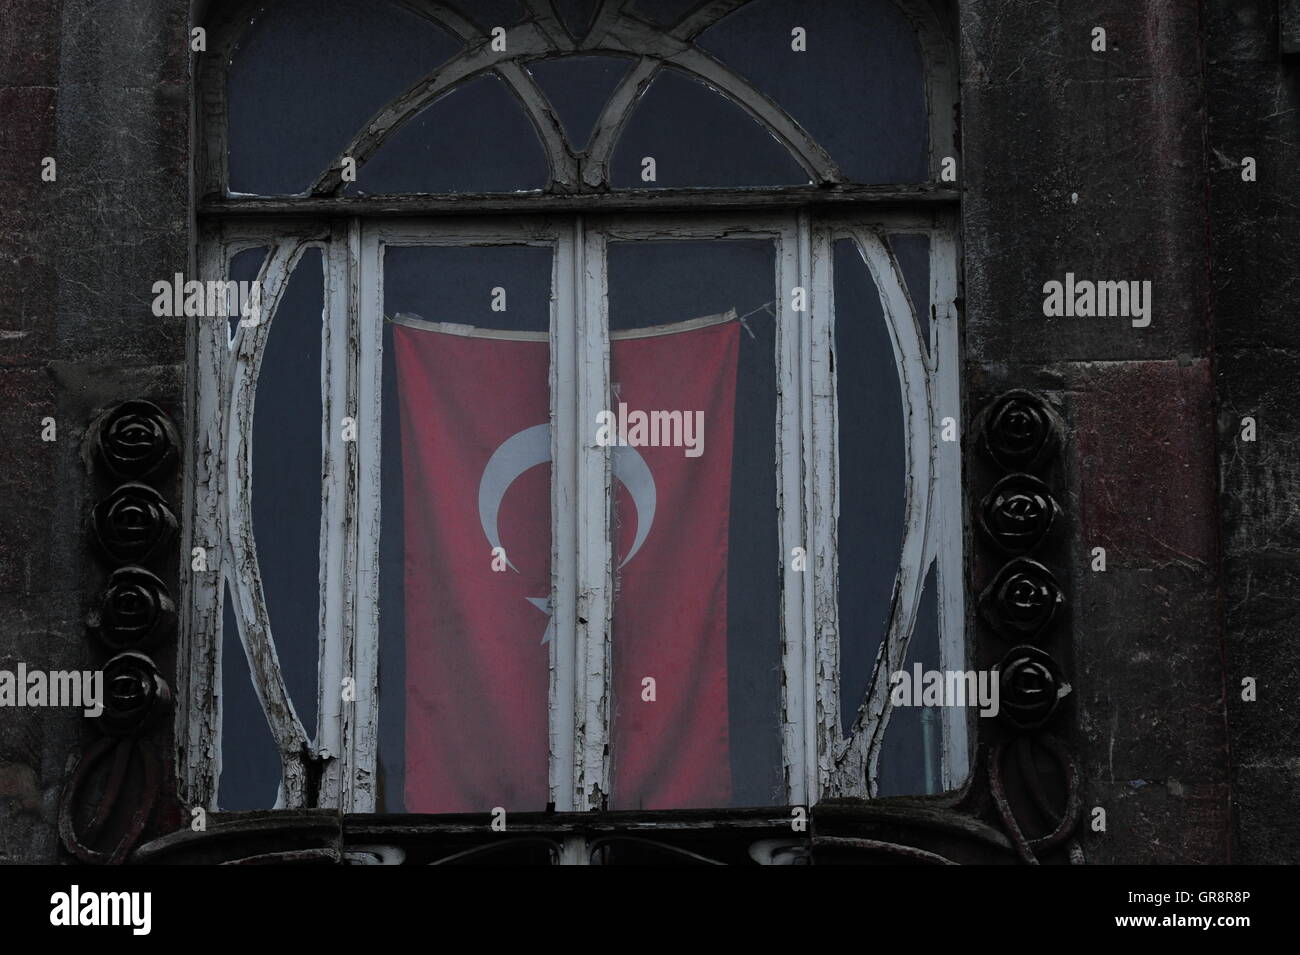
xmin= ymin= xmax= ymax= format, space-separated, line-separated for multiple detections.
xmin=392 ymin=317 xmax=739 ymax=813
xmin=393 ymin=325 xmax=551 ymax=813
xmin=609 ymin=320 xmax=738 ymax=809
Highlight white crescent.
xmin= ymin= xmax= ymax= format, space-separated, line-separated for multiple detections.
xmin=478 ymin=423 xmax=656 ymax=572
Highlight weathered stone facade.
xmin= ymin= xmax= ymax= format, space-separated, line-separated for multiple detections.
xmin=0 ymin=0 xmax=1294 ymax=863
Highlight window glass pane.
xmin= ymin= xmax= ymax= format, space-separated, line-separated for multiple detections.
xmin=220 ymin=584 xmax=282 ymax=810
xmin=442 ymin=0 xmax=526 ymax=29
xmin=697 ymin=0 xmax=929 ymax=183
xmin=606 ymin=238 xmax=782 ymax=809
xmin=218 ymin=245 xmax=275 ymax=812
xmin=227 ymin=247 xmax=267 ymax=345
xmin=628 ymin=0 xmax=703 ymax=27
xmin=382 ymin=245 xmax=552 ymax=333
xmin=877 ymin=564 xmax=943 ymax=795
xmin=528 ymin=55 xmax=635 ymax=152
xmin=227 ymin=0 xmax=458 ymax=195
xmin=611 ymin=68 xmax=809 ymax=188
xmin=889 ymin=233 xmax=932 ymax=355
xmin=379 ymin=244 xmax=553 ymax=813
xmin=251 ymin=247 xmax=324 ymax=739
xmin=346 ymin=74 xmax=549 ymax=195
xmin=554 ymin=0 xmax=600 ymax=40
xmin=833 ymin=238 xmax=907 ymax=739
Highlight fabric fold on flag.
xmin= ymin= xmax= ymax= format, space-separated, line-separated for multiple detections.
xmin=391 ymin=314 xmax=739 ymax=813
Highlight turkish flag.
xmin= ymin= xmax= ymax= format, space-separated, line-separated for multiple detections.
xmin=392 ymin=317 xmax=739 ymax=813
xmin=608 ymin=321 xmax=738 ymax=809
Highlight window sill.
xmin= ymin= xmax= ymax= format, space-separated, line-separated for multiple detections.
xmin=130 ymin=799 xmax=1017 ymax=865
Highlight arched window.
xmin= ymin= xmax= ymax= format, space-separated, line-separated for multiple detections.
xmin=184 ymin=0 xmax=964 ymax=850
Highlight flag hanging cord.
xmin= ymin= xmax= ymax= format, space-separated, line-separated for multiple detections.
xmin=733 ymin=299 xmax=777 ymax=339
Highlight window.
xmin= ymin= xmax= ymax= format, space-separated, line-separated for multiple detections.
xmin=183 ymin=0 xmax=964 ymax=826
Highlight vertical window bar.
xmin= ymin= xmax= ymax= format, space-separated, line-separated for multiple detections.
xmin=315 ymin=224 xmax=346 ymax=807
xmin=349 ymin=219 xmax=381 ymax=811
xmin=930 ymin=222 xmax=968 ymax=790
xmin=808 ymin=215 xmax=839 ymax=796
xmin=574 ymin=216 xmax=613 ymax=809
xmin=179 ymin=226 xmax=232 ymax=809
xmin=777 ymin=215 xmax=808 ymax=806
xmin=550 ymin=219 xmax=582 ymax=811
xmin=796 ymin=211 xmax=820 ymax=804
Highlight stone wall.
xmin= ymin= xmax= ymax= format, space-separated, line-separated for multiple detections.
xmin=0 ymin=0 xmax=1293 ymax=863
xmin=0 ymin=0 xmax=189 ymax=862
xmin=1206 ymin=0 xmax=1300 ymax=863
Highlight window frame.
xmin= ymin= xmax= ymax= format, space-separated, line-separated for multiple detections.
xmin=182 ymin=0 xmax=965 ymax=820
xmin=182 ymin=207 xmax=965 ymax=812
xmin=196 ymin=0 xmax=957 ymax=199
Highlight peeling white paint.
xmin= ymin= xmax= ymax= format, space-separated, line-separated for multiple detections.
xmin=186 ymin=0 xmax=964 ymax=815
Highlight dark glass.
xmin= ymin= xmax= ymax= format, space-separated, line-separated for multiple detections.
xmin=606 ymin=239 xmax=783 ymax=809
xmin=528 ymin=55 xmax=635 ymax=151
xmin=611 ymin=68 xmax=809 ymax=188
xmin=250 ymin=247 xmax=325 ymax=742
xmin=219 ymin=245 xmax=277 ymax=811
xmin=554 ymin=0 xmax=600 ymax=40
xmin=697 ymin=0 xmax=929 ymax=183
xmin=382 ymin=245 xmax=552 ymax=332
xmin=218 ymin=244 xmax=332 ymax=805
xmin=442 ymin=0 xmax=526 ymax=29
xmin=227 ymin=0 xmax=457 ymax=195
xmin=347 ymin=74 xmax=548 ymax=195
xmin=220 ymin=585 xmax=283 ymax=810
xmin=833 ymin=238 xmax=907 ymax=738
xmin=227 ymin=247 xmax=267 ymax=344
xmin=890 ymin=233 xmax=932 ymax=354
xmin=628 ymin=0 xmax=704 ymax=26
xmin=876 ymin=564 xmax=943 ymax=795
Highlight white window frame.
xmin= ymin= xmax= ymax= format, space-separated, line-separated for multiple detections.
xmin=180 ymin=206 xmax=965 ymax=813
xmin=185 ymin=0 xmax=964 ymax=819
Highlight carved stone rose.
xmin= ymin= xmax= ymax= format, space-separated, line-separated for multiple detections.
xmin=978 ymin=390 xmax=1061 ymax=473
xmin=87 ymin=566 xmax=176 ymax=652
xmin=996 ymin=645 xmax=1071 ymax=731
xmin=100 ymin=651 xmax=172 ymax=735
xmin=92 ymin=483 xmax=178 ymax=565
xmin=94 ymin=400 xmax=179 ymax=480
xmin=979 ymin=557 xmax=1065 ymax=643
xmin=978 ymin=473 xmax=1061 ymax=554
